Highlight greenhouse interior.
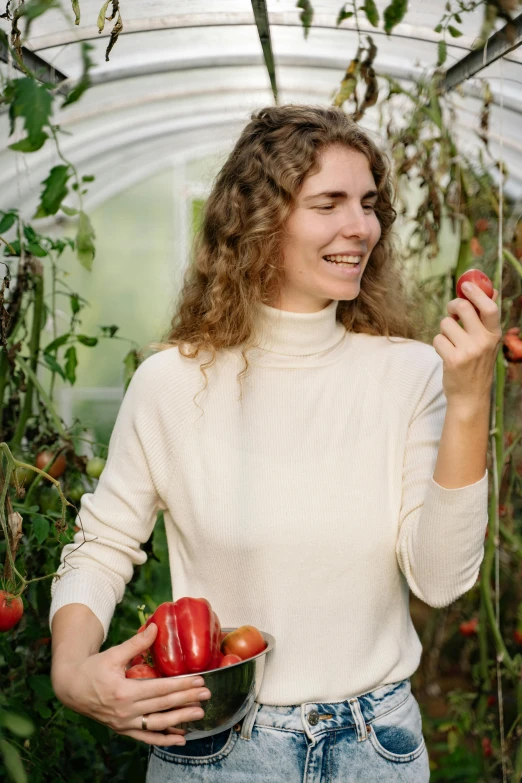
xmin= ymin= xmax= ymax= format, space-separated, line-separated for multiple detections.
xmin=1 ymin=1 xmax=522 ymax=781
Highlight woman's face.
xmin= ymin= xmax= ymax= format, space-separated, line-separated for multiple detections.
xmin=274 ymin=145 xmax=382 ymax=312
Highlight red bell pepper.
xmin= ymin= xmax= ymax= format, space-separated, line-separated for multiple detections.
xmin=146 ymin=597 xmax=222 ymax=676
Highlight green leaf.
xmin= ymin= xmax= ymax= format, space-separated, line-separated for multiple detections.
xmin=0 ymin=211 xmax=17 ymax=233
xmin=383 ymin=0 xmax=408 ymax=34
xmin=31 ymin=514 xmax=50 ymax=545
xmin=33 ymin=165 xmax=71 ymax=218
xmin=3 ymin=239 xmax=21 ymax=257
xmin=296 ymin=0 xmax=313 ymax=39
xmin=97 ymin=0 xmax=112 ymax=32
xmin=43 ymin=353 xmax=66 ymax=380
xmin=27 ymin=242 xmax=48 ymax=257
xmin=434 ymin=23 xmax=443 ymax=33
xmin=28 ymin=675 xmax=54 ymax=701
xmin=100 ymin=325 xmax=119 ymax=338
xmin=437 ymin=41 xmax=448 ymax=65
xmin=64 ymin=345 xmax=77 ymax=384
xmin=77 ymin=335 xmax=98 ymax=347
xmin=70 ymin=293 xmax=80 ymax=315
xmin=0 ymin=738 xmax=27 ymax=783
xmin=438 ymin=39 xmax=447 ymax=65
xmin=71 ymin=0 xmax=80 ymax=24
xmin=8 ymin=78 xmax=53 ymax=153
xmin=76 ymin=210 xmax=95 ymax=270
xmin=454 ymin=12 xmax=462 ymax=24
xmin=44 ymin=333 xmax=71 ymax=354
xmin=363 ymin=0 xmax=379 ymax=27
xmin=336 ymin=5 xmax=353 ymax=24
xmin=448 ymin=24 xmax=462 ymax=37
xmin=0 ymin=711 xmax=34 ymax=738
xmin=9 ymin=132 xmax=48 ymax=153
xmin=123 ymin=349 xmax=139 ymax=390
xmin=62 ymin=42 xmax=94 ymax=108
xmin=82 ymin=174 xmax=95 ymax=183
xmin=61 ymin=205 xmax=78 ymax=217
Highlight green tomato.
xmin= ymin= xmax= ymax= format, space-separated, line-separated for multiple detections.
xmin=86 ymin=457 xmax=106 ymax=479
xmin=67 ymin=483 xmax=85 ymax=503
xmin=38 ymin=485 xmax=61 ymax=514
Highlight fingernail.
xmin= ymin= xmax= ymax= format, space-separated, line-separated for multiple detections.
xmin=198 ymin=689 xmax=211 ymax=699
xmin=462 ymin=282 xmax=472 ymax=292
xmin=190 ymin=708 xmax=204 ymax=719
xmin=192 ymin=677 xmax=204 ymax=686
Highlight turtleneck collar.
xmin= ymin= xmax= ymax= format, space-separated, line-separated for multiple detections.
xmin=252 ymin=299 xmax=346 ymax=357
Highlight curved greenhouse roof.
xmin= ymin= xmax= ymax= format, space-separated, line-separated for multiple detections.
xmin=1 ymin=0 xmax=522 ymax=214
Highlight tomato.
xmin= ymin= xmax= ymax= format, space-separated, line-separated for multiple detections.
xmin=513 ymin=630 xmax=522 ymax=646
xmin=459 ymin=618 xmax=479 ymax=637
xmin=37 ymin=485 xmax=61 ymax=514
xmin=456 ymin=269 xmax=493 ymax=301
xmin=482 ymin=737 xmax=493 ymax=758
xmin=221 ymin=625 xmax=266 ymax=660
xmin=219 ymin=654 xmax=242 ymax=667
xmin=475 ymin=218 xmax=490 ymax=233
xmin=503 ymin=329 xmax=522 ymax=362
xmin=125 ymin=663 xmax=160 ymax=679
xmin=86 ymin=457 xmax=106 ymax=479
xmin=67 ymin=483 xmax=85 ymax=502
xmin=0 ymin=591 xmax=24 ymax=632
xmin=470 ymin=237 xmax=484 ymax=257
xmin=35 ymin=450 xmax=66 ymax=479
xmin=9 ymin=465 xmax=35 ymax=489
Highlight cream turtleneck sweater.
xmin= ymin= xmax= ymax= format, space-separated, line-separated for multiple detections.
xmin=49 ymin=300 xmax=488 ymax=704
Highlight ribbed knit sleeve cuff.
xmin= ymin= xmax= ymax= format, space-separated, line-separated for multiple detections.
xmin=49 ymin=570 xmax=117 ymax=643
xmin=407 ymin=469 xmax=489 ymax=607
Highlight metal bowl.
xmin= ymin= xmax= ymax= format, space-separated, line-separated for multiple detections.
xmin=170 ymin=628 xmax=275 ymax=740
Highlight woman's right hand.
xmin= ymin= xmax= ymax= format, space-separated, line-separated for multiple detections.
xmin=51 ymin=623 xmax=212 ymax=746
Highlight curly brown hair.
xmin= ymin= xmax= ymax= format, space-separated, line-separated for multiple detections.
xmin=156 ymin=104 xmax=423 ymax=396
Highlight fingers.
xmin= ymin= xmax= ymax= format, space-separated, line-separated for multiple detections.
xmin=123 ymin=729 xmax=187 ymax=747
xmin=110 ymin=623 xmax=158 ymax=666
xmin=449 ymin=283 xmax=501 ymax=336
xmin=134 ymin=704 xmax=205 ymax=735
xmin=126 ymin=674 xmax=208 ymax=701
xmin=136 ymin=686 xmax=211 ymax=715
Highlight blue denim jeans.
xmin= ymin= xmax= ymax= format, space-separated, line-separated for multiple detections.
xmin=146 ymin=678 xmax=430 ymax=782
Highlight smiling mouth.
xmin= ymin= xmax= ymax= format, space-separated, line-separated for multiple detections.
xmin=323 ymin=255 xmax=362 ymax=266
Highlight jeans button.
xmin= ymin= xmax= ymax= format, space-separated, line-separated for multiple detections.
xmin=307 ymin=711 xmax=319 ymax=726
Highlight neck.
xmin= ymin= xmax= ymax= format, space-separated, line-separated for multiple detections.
xmin=253 ymin=299 xmax=345 ymax=356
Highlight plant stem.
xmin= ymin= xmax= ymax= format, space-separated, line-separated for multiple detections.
xmin=14 ymin=355 xmax=67 ymax=439
xmin=10 ymin=261 xmax=44 ymax=449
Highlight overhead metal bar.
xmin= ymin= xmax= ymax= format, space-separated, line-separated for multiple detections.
xmin=442 ymin=12 xmax=522 ymax=93
xmin=0 ymin=37 xmax=67 ymax=84
xmin=251 ymin=0 xmax=278 ymax=104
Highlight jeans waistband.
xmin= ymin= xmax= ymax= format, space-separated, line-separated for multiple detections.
xmin=240 ymin=679 xmax=411 ymax=743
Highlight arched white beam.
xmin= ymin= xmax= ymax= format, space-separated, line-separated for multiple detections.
xmin=26 ymin=13 xmax=481 ymax=54
xmin=67 ymin=54 xmax=522 ymax=118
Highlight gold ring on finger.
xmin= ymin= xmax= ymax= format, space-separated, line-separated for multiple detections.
xmin=142 ymin=714 xmax=149 ymax=731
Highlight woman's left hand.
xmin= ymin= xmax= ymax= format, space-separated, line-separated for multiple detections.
xmin=432 ymin=282 xmax=502 ymax=409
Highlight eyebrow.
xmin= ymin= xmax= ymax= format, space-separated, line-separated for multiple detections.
xmin=303 ymin=189 xmax=379 ymax=202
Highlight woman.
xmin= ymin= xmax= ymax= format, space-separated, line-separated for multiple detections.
xmin=50 ymin=105 xmax=501 ymax=782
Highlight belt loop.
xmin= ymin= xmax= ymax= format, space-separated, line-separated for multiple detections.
xmin=300 ymin=704 xmax=317 ymax=747
xmin=348 ymin=698 xmax=368 ymax=742
xmin=239 ymin=701 xmax=260 ymax=740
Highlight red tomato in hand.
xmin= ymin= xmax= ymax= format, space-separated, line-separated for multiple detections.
xmin=456 ymin=269 xmax=494 ymax=301
xmin=125 ymin=663 xmax=160 ymax=679
xmin=221 ymin=625 xmax=266 ymax=660
xmin=0 ymin=591 xmax=24 ymax=632
xmin=35 ymin=450 xmax=66 ymax=479
xmin=219 ymin=654 xmax=242 ymax=667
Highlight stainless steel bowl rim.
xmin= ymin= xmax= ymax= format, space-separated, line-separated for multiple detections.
xmin=167 ymin=628 xmax=275 ymax=679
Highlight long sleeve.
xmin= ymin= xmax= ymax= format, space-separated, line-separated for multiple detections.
xmin=49 ymin=361 xmax=170 ymax=641
xmin=395 ymin=357 xmax=489 ymax=608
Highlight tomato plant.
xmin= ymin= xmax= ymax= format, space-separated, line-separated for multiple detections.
xmin=221 ymin=625 xmax=266 ymax=659
xmin=0 ymin=591 xmax=24 ymax=632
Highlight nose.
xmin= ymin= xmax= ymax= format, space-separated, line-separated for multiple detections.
xmin=340 ymin=204 xmax=371 ymax=241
